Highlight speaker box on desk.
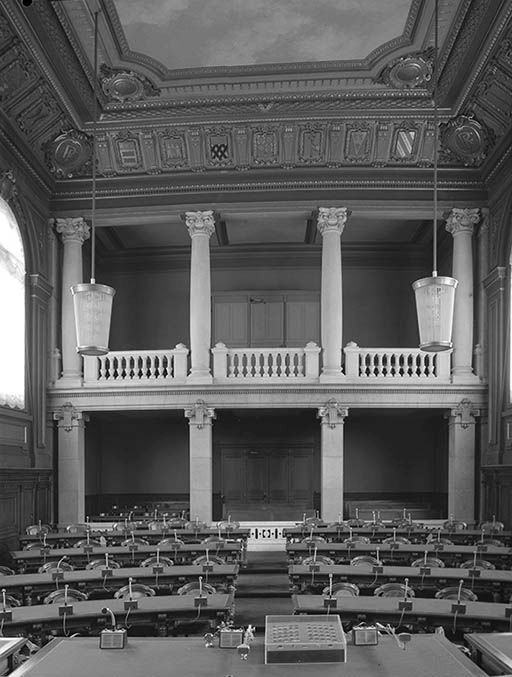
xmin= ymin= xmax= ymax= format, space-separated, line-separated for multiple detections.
xmin=265 ymin=615 xmax=346 ymax=664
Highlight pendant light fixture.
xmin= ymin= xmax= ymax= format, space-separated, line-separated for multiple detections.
xmin=71 ymin=10 xmax=115 ymax=356
xmin=412 ymin=0 xmax=457 ymax=352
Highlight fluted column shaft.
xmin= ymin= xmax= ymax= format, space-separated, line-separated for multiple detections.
xmin=54 ymin=404 xmax=88 ymax=524
xmin=447 ymin=399 xmax=479 ymax=522
xmin=185 ymin=401 xmax=215 ymax=523
xmin=445 ymin=208 xmax=479 ymax=381
xmin=184 ymin=211 xmax=214 ymax=383
xmin=318 ymin=400 xmax=348 ymax=521
xmin=317 ymin=207 xmax=349 ymax=380
xmin=55 ymin=217 xmax=89 ymax=382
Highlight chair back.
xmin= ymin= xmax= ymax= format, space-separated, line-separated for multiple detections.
xmin=140 ymin=555 xmax=174 ymax=567
xmin=374 ymin=583 xmax=415 ymax=598
xmin=38 ymin=561 xmax=74 ymax=574
xmin=85 ymin=558 xmax=121 ymax=570
xmin=114 ymin=583 xmax=155 ymax=600
xmin=0 ymin=566 xmax=15 ymax=576
xmin=383 ymin=536 xmax=411 ymax=545
xmin=460 ymin=559 xmax=495 ymax=570
xmin=121 ymin=537 xmax=149 ymax=546
xmin=301 ymin=555 xmax=334 ymax=566
xmin=435 ymin=586 xmax=477 ymax=601
xmin=43 ymin=588 xmax=87 ymax=604
xmin=177 ymin=581 xmax=216 ymax=595
xmin=192 ymin=555 xmax=226 ymax=566
xmin=322 ymin=582 xmax=360 ymax=597
xmin=410 ymin=557 xmax=445 ymax=568
xmin=344 ymin=536 xmax=371 ymax=545
xmin=350 ymin=555 xmax=380 ymax=568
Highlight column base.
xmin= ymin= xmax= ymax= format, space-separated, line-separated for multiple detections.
xmin=187 ymin=371 xmax=213 ymax=385
xmin=53 ymin=376 xmax=83 ymax=389
xmin=451 ymin=369 xmax=480 ymax=385
xmin=319 ymin=369 xmax=344 ymax=383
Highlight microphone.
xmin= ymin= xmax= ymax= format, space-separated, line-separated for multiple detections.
xmin=56 ymin=555 xmax=67 ymax=570
xmin=101 ymin=607 xmax=116 ymax=629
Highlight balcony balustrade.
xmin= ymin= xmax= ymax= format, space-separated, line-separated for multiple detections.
xmin=79 ymin=341 xmax=450 ymax=387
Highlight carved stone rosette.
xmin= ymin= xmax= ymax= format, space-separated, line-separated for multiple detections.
xmin=183 ymin=210 xmax=215 ymax=238
xmin=54 ymin=217 xmax=90 ymax=244
xmin=44 ymin=129 xmax=92 ymax=178
xmin=377 ymin=50 xmax=433 ymax=89
xmin=100 ymin=65 xmax=160 ymax=102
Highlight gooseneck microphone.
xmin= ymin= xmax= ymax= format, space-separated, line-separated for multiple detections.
xmin=101 ymin=607 xmax=116 ymax=629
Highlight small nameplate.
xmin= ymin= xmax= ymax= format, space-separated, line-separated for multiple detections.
xmin=83 ymin=545 xmax=94 ymax=554
xmin=51 ymin=571 xmax=64 ymax=581
xmin=389 ymin=542 xmax=400 ymax=550
xmin=101 ymin=568 xmax=113 ymax=578
xmin=202 ymin=563 xmax=214 ymax=573
xmin=309 ymin=563 xmax=320 ymax=572
xmin=468 ymin=569 xmax=481 ymax=577
xmin=124 ymin=600 xmax=138 ymax=611
xmin=419 ymin=567 xmax=431 ymax=576
xmin=451 ymin=603 xmax=466 ymax=614
xmin=152 ymin=565 xmax=164 ymax=575
xmin=172 ymin=542 xmax=183 ymax=550
xmin=40 ymin=547 xmax=51 ymax=555
xmin=0 ymin=610 xmax=12 ymax=621
xmin=372 ymin=566 xmax=384 ymax=574
xmin=398 ymin=600 xmax=413 ymax=611
xmin=128 ymin=544 xmax=138 ymax=552
xmin=433 ymin=543 xmax=444 ymax=551
xmin=505 ymin=607 xmax=512 ymax=618
xmin=194 ymin=595 xmax=208 ymax=607
xmin=59 ymin=604 xmax=74 ymax=616
xmin=476 ymin=545 xmax=488 ymax=553
xmin=323 ymin=597 xmax=337 ymax=609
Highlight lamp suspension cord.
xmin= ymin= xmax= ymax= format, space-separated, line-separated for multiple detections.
xmin=90 ymin=10 xmax=99 ymax=284
xmin=432 ymin=0 xmax=439 ymax=278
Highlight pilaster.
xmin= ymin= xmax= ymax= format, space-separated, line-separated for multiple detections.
xmin=185 ymin=400 xmax=215 ymax=523
xmin=53 ymin=402 xmax=88 ymax=524
xmin=318 ymin=399 xmax=348 ymax=521
xmin=447 ymin=398 xmax=480 ymax=522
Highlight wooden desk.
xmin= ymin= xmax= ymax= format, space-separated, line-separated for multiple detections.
xmin=12 ymin=543 xmax=243 ymax=572
xmin=293 ymin=594 xmax=512 ymax=633
xmin=8 ymin=635 xmax=488 ymax=677
xmin=465 ymin=632 xmax=512 ymax=675
xmin=19 ymin=528 xmax=250 ymax=548
xmin=286 ymin=543 xmax=512 ymax=568
xmin=289 ymin=563 xmax=512 ymax=602
xmin=0 ymin=593 xmax=234 ymax=639
xmin=0 ymin=564 xmax=239 ymax=604
xmin=284 ymin=526 xmax=512 ymax=546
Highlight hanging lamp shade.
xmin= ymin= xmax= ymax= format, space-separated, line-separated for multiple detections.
xmin=412 ymin=275 xmax=458 ymax=352
xmin=71 ymin=282 xmax=115 ymax=355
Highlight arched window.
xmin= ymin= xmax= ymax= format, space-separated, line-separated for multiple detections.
xmin=0 ymin=198 xmax=25 ymax=409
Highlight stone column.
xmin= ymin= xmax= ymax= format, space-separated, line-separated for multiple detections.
xmin=447 ymin=399 xmax=480 ymax=522
xmin=318 ymin=399 xmax=348 ymax=521
xmin=183 ymin=211 xmax=215 ymax=383
xmin=54 ymin=403 xmax=88 ymax=525
xmin=55 ymin=217 xmax=90 ymax=384
xmin=185 ymin=400 xmax=215 ymax=523
xmin=445 ymin=208 xmax=479 ymax=383
xmin=317 ymin=207 xmax=349 ymax=381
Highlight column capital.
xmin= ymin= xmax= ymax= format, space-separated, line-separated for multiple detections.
xmin=317 ymin=399 xmax=348 ymax=428
xmin=183 ymin=210 xmax=215 ymax=238
xmin=53 ymin=402 xmax=88 ymax=431
xmin=445 ymin=208 xmax=480 ymax=236
xmin=317 ymin=207 xmax=350 ymax=236
xmin=449 ymin=398 xmax=480 ymax=428
xmin=54 ymin=217 xmax=90 ymax=244
xmin=185 ymin=399 xmax=215 ymax=428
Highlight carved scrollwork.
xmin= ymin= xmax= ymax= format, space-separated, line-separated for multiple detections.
xmin=440 ymin=115 xmax=494 ymax=166
xmin=0 ymin=170 xmax=17 ymax=203
xmin=318 ymin=399 xmax=348 ymax=428
xmin=43 ymin=128 xmax=92 ymax=178
xmin=184 ymin=400 xmax=215 ymax=429
xmin=376 ymin=49 xmax=433 ymax=89
xmin=100 ymin=64 xmax=160 ymax=102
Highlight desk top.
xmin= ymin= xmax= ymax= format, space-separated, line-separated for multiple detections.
xmin=464 ymin=632 xmax=512 ymax=672
xmin=12 ymin=543 xmax=242 ymax=560
xmin=20 ymin=528 xmax=250 ymax=543
xmin=3 ymin=593 xmax=234 ymax=626
xmin=8 ymin=635 xmax=487 ymax=677
xmin=287 ymin=543 xmax=512 ymax=556
xmin=0 ymin=564 xmax=238 ymax=589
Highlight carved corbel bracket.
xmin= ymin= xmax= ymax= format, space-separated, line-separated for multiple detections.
xmin=317 ymin=399 xmax=348 ymax=428
xmin=184 ymin=400 xmax=215 ymax=429
xmin=53 ymin=402 xmax=89 ymax=431
xmin=450 ymin=399 xmax=480 ymax=428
